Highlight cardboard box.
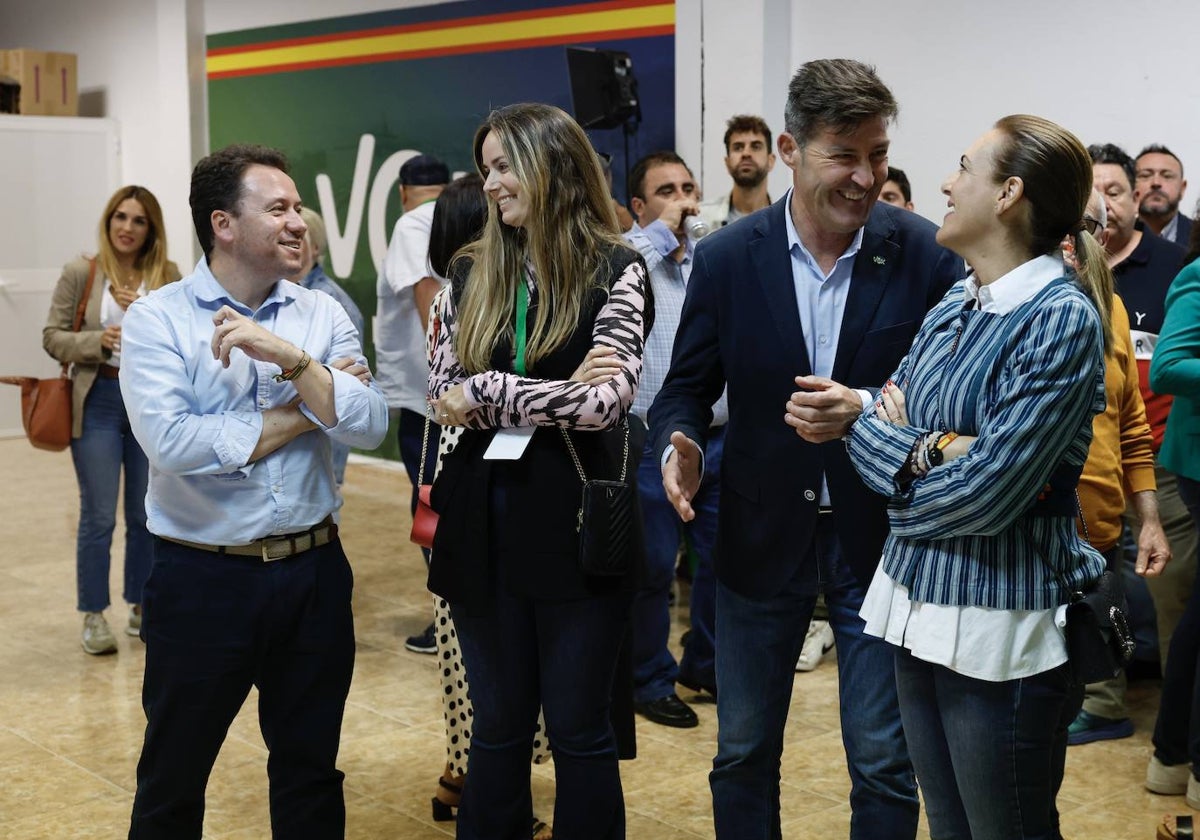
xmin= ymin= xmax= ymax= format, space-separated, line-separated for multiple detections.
xmin=0 ymin=50 xmax=77 ymax=116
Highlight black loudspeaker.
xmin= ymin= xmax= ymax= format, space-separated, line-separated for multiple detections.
xmin=566 ymin=47 xmax=639 ymax=129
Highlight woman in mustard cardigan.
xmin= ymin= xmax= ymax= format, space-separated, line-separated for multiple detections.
xmin=1146 ymin=224 xmax=1200 ymax=817
xmin=42 ymin=186 xmax=180 ymax=655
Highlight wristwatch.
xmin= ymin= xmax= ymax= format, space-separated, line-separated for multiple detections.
xmin=926 ymin=431 xmax=959 ymax=467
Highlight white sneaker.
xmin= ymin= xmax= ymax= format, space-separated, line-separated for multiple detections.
xmin=796 ymin=620 xmax=835 ymax=672
xmin=126 ymin=604 xmax=142 ymax=637
xmin=81 ymin=612 xmax=117 ymax=655
xmin=1146 ymin=755 xmax=1190 ymax=795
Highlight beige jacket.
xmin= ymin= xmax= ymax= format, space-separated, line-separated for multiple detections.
xmin=42 ymin=256 xmax=181 ymax=438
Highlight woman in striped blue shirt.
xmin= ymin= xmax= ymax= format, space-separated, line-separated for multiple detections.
xmin=846 ymin=115 xmax=1113 ymax=839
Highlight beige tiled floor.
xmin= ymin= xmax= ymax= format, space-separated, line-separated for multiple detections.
xmin=0 ymin=436 xmax=1187 ymax=838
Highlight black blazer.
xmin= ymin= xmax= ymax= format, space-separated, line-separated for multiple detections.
xmin=648 ymin=199 xmax=961 ymax=597
xmin=1171 ymin=213 xmax=1193 ymax=249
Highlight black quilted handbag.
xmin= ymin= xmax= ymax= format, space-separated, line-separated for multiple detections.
xmin=561 ymin=423 xmax=633 ymax=576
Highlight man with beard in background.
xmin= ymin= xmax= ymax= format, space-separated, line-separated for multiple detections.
xmin=698 ymin=114 xmax=776 ymax=229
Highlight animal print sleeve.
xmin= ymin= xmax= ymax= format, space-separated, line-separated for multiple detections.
xmin=427 ymin=260 xmax=647 ymax=431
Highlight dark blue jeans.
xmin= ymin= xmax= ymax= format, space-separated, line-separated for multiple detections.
xmin=632 ymin=426 xmax=721 ymax=702
xmin=711 ymin=514 xmax=916 ymax=840
xmin=1152 ymin=473 xmax=1200 ymax=772
xmin=895 ymin=649 xmax=1081 ymax=840
xmin=129 ymin=537 xmax=355 ymax=840
xmin=451 ymin=585 xmax=630 ymax=840
xmin=70 ymin=376 xmax=152 ymax=612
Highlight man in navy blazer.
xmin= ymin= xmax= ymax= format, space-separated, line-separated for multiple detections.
xmin=649 ymin=59 xmax=961 ymax=839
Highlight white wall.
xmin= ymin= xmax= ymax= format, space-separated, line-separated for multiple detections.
xmin=5 ymin=0 xmax=1200 ymax=238
xmin=787 ymin=0 xmax=1200 ymax=224
xmin=0 ymin=0 xmax=206 ymax=267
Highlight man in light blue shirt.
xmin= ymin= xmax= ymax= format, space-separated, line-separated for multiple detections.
xmin=121 ymin=144 xmax=388 ymax=839
xmin=624 ymin=151 xmax=725 ymax=730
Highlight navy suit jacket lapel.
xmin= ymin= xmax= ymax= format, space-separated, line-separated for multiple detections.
xmin=751 ymin=200 xmax=812 ymax=376
xmin=833 ymin=208 xmax=899 ymax=382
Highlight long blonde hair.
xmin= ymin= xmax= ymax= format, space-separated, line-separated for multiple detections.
xmin=97 ymin=185 xmax=174 ymax=291
xmin=992 ymin=115 xmax=1114 ymax=352
xmin=453 ymin=103 xmax=630 ymax=374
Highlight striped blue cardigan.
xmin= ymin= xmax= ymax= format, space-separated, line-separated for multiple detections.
xmin=846 ymin=275 xmax=1107 ymax=610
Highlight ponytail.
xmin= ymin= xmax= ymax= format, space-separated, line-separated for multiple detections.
xmin=1071 ymin=227 xmax=1114 ymax=354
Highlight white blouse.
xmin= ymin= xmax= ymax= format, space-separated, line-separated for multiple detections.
xmin=99 ymin=279 xmax=144 ymax=368
xmin=860 ymin=563 xmax=1069 ymax=682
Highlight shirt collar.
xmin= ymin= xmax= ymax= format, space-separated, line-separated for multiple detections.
xmin=963 ymin=254 xmax=1063 ymax=315
xmin=191 ymin=256 xmax=297 ymax=313
xmin=782 ymin=188 xmax=864 ymax=275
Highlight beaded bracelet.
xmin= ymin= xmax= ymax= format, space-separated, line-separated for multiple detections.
xmin=273 ymin=350 xmax=311 ymax=383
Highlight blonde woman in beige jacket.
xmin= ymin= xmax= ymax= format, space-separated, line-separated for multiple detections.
xmin=43 ymin=186 xmax=181 ymax=655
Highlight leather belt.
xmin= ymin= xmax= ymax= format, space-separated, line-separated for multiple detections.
xmin=97 ymin=365 xmax=121 ymax=379
xmin=162 ymin=516 xmax=337 ymax=562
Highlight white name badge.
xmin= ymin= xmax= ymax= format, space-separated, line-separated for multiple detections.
xmin=483 ymin=426 xmax=536 ymax=460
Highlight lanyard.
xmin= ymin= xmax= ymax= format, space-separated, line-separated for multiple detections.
xmin=513 ymin=272 xmax=529 ymax=376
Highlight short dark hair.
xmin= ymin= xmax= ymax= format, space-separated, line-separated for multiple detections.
xmin=1088 ymin=143 xmax=1136 ymax=192
xmin=723 ymin=115 xmax=772 ymax=153
xmin=1136 ymin=143 xmax=1184 ymax=177
xmin=429 ymin=173 xmax=487 ymax=279
xmin=628 ymin=150 xmax=691 ymax=201
xmin=784 ymin=59 xmax=898 ymax=145
xmin=885 ymin=166 xmax=912 ymax=202
xmin=190 ymin=144 xmax=290 ymax=259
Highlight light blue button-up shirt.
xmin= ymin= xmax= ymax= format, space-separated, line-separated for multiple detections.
xmin=783 ymin=189 xmax=866 ymax=505
xmin=120 ymin=258 xmax=388 ymax=545
xmin=626 ymin=220 xmax=729 ymax=427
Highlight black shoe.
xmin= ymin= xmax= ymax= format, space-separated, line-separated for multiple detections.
xmin=634 ymin=694 xmax=699 ymax=728
xmin=677 ymin=674 xmax=717 ymax=703
xmin=405 ymin=622 xmax=437 ymax=654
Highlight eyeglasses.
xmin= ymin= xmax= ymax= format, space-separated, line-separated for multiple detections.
xmin=1081 ymin=215 xmax=1103 ymax=236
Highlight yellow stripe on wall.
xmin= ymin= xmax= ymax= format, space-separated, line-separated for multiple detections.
xmin=208 ymin=4 xmax=674 ymax=77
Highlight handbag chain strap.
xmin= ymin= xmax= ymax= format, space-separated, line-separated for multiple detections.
xmin=418 ymin=304 xmax=443 ymax=488
xmin=1023 ymin=489 xmax=1090 ymax=600
xmin=416 ymin=407 xmax=432 ymax=487
xmin=560 ymin=422 xmax=630 ymax=485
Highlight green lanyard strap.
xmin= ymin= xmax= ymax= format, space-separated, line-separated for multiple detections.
xmin=513 ymin=272 xmax=529 ymax=377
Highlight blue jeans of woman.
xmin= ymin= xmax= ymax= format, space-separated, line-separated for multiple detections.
xmin=1152 ymin=473 xmax=1200 ymax=772
xmin=451 ymin=581 xmax=630 ymax=840
xmin=895 ymin=648 xmax=1082 ymax=840
xmin=69 ymin=376 xmax=152 ymax=612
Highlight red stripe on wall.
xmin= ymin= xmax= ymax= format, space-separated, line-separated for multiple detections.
xmin=207 ymin=23 xmax=673 ymax=80
xmin=207 ymin=0 xmax=664 ymax=58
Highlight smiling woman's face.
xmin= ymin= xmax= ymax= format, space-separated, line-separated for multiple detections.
xmin=479 ymin=131 xmax=528 ymax=229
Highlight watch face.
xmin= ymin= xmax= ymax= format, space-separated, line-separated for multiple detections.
xmin=927 ymin=445 xmax=944 ymax=467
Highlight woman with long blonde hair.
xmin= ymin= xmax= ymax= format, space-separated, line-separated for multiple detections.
xmin=426 ymin=103 xmax=648 ymax=839
xmin=43 ymin=185 xmax=181 ymax=655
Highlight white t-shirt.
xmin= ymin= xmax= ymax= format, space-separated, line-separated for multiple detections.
xmin=374 ymin=200 xmax=442 ymax=413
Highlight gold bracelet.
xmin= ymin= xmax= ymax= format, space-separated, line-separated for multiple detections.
xmin=273 ymin=350 xmax=311 ymax=383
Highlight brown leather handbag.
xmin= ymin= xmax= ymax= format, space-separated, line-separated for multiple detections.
xmin=0 ymin=259 xmax=96 ymax=451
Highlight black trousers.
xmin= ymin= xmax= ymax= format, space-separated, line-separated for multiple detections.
xmin=129 ymin=536 xmax=355 ymax=840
